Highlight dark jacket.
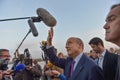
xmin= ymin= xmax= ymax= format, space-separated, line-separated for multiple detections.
xmin=13 ymin=66 xmax=41 ymax=80
xmin=115 ymin=55 xmax=120 ymax=80
xmin=103 ymin=50 xmax=118 ymax=80
xmin=33 ymin=64 xmax=42 ymax=80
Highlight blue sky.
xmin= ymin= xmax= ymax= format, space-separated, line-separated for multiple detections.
xmin=0 ymin=0 xmax=120 ymax=59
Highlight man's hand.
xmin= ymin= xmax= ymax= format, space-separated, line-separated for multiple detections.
xmin=45 ymin=70 xmax=53 ymax=76
xmin=0 ymin=70 xmax=2 ymax=80
xmin=2 ymin=70 xmax=12 ymax=78
xmin=47 ymin=27 xmax=54 ymax=47
xmin=26 ymin=65 xmax=33 ymax=70
xmin=2 ymin=70 xmax=11 ymax=75
xmin=51 ymin=70 xmax=60 ymax=76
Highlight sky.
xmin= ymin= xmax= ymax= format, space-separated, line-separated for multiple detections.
xmin=0 ymin=0 xmax=120 ymax=59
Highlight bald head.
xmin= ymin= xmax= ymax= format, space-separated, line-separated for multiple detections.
xmin=68 ymin=37 xmax=84 ymax=49
xmin=65 ymin=37 xmax=84 ymax=59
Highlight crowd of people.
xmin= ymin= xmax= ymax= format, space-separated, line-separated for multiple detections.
xmin=0 ymin=3 xmax=120 ymax=80
xmin=0 ymin=49 xmax=42 ymax=80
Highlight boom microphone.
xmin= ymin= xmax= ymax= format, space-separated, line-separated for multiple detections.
xmin=37 ymin=8 xmax=57 ymax=27
xmin=28 ymin=19 xmax=38 ymax=37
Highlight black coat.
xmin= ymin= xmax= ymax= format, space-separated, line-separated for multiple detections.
xmin=103 ymin=50 xmax=118 ymax=80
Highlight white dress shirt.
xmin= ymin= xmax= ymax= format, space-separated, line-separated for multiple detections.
xmin=98 ymin=49 xmax=106 ymax=69
xmin=73 ymin=52 xmax=83 ymax=70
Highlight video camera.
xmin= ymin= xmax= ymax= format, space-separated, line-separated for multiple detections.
xmin=40 ymin=40 xmax=49 ymax=63
xmin=24 ymin=48 xmax=32 ymax=66
xmin=0 ymin=58 xmax=8 ymax=70
xmin=40 ymin=40 xmax=47 ymax=51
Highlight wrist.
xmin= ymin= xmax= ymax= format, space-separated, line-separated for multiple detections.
xmin=57 ymin=73 xmax=60 ymax=77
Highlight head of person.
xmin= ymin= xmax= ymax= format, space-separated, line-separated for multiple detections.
xmin=109 ymin=47 xmax=115 ymax=53
xmin=0 ymin=49 xmax=10 ymax=61
xmin=89 ymin=37 xmax=105 ymax=54
xmin=58 ymin=52 xmax=64 ymax=58
xmin=0 ymin=49 xmax=10 ymax=70
xmin=33 ymin=59 xmax=38 ymax=65
xmin=90 ymin=50 xmax=98 ymax=59
xmin=65 ymin=37 xmax=84 ymax=59
xmin=103 ymin=3 xmax=120 ymax=46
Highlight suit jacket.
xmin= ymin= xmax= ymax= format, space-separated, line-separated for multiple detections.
xmin=103 ymin=50 xmax=118 ymax=80
xmin=115 ymin=55 xmax=120 ymax=80
xmin=45 ymin=47 xmax=104 ymax=80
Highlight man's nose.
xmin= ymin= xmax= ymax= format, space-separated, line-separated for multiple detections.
xmin=103 ymin=23 xmax=109 ymax=29
xmin=65 ymin=44 xmax=69 ymax=49
xmin=6 ymin=57 xmax=10 ymax=61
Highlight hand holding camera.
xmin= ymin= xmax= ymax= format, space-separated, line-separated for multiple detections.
xmin=26 ymin=65 xmax=33 ymax=70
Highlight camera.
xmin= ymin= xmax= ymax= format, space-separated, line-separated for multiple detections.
xmin=40 ymin=40 xmax=47 ymax=51
xmin=24 ymin=48 xmax=32 ymax=66
xmin=40 ymin=40 xmax=49 ymax=63
xmin=0 ymin=58 xmax=8 ymax=70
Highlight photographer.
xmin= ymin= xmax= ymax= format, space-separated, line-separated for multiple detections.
xmin=13 ymin=48 xmax=42 ymax=80
xmin=32 ymin=59 xmax=42 ymax=80
xmin=0 ymin=49 xmax=12 ymax=80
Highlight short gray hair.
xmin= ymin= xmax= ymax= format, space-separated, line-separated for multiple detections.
xmin=69 ymin=37 xmax=84 ymax=49
xmin=76 ymin=37 xmax=84 ymax=49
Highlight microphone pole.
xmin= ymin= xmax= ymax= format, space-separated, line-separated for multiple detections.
xmin=14 ymin=29 xmax=31 ymax=54
xmin=0 ymin=17 xmax=31 ymax=22
xmin=0 ymin=16 xmax=42 ymax=22
xmin=11 ymin=29 xmax=31 ymax=70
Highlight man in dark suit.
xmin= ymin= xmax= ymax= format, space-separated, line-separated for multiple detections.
xmin=44 ymin=28 xmax=104 ymax=80
xmin=89 ymin=37 xmax=118 ymax=80
xmin=103 ymin=3 xmax=120 ymax=80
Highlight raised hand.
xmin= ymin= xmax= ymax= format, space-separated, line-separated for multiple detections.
xmin=47 ymin=27 xmax=54 ymax=46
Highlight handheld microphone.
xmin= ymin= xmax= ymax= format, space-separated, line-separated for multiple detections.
xmin=36 ymin=8 xmax=57 ymax=27
xmin=15 ymin=63 xmax=25 ymax=72
xmin=28 ymin=19 xmax=38 ymax=37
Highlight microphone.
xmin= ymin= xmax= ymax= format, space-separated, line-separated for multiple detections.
xmin=4 ymin=63 xmax=25 ymax=75
xmin=28 ymin=19 xmax=38 ymax=37
xmin=36 ymin=8 xmax=57 ymax=27
xmin=15 ymin=63 xmax=25 ymax=72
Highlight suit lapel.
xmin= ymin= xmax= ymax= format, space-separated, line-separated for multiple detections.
xmin=71 ymin=54 xmax=86 ymax=80
xmin=103 ymin=50 xmax=108 ymax=70
xmin=65 ymin=58 xmax=73 ymax=79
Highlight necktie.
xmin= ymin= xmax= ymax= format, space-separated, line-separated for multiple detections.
xmin=70 ymin=60 xmax=75 ymax=77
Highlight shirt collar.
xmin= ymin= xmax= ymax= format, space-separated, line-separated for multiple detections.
xmin=101 ymin=49 xmax=106 ymax=57
xmin=74 ymin=52 xmax=83 ymax=64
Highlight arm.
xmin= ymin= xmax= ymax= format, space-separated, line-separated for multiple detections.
xmin=0 ymin=71 xmax=2 ymax=80
xmin=26 ymin=65 xmax=42 ymax=77
xmin=59 ymin=74 xmax=66 ymax=80
xmin=51 ymin=70 xmax=66 ymax=80
xmin=45 ymin=28 xmax=66 ymax=69
xmin=47 ymin=27 xmax=53 ymax=47
xmin=45 ymin=47 xmax=66 ymax=69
